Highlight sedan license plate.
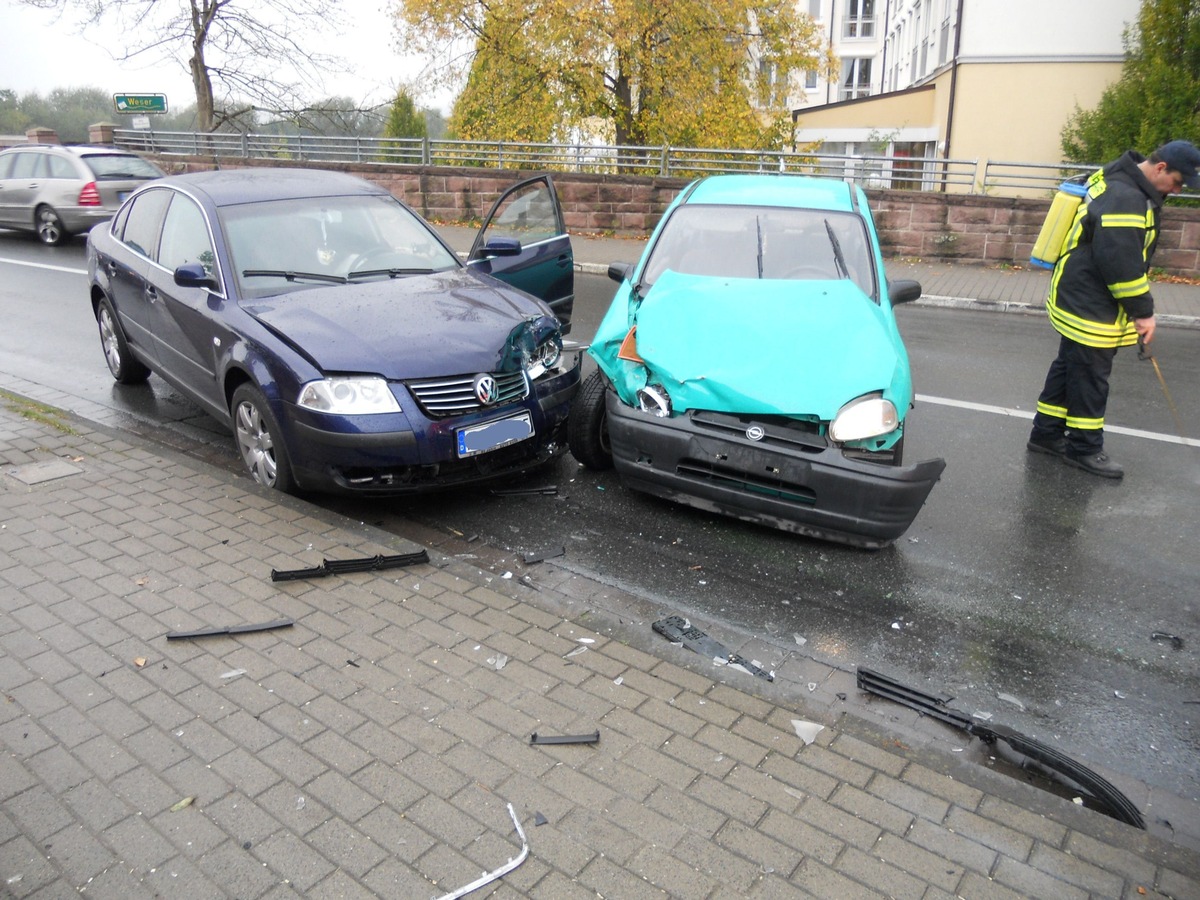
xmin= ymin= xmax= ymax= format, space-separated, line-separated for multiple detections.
xmin=457 ymin=412 xmax=533 ymax=458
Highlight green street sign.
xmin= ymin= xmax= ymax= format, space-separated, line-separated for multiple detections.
xmin=114 ymin=94 xmax=168 ymax=115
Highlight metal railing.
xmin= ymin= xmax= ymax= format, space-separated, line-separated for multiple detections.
xmin=113 ymin=127 xmax=1186 ymax=197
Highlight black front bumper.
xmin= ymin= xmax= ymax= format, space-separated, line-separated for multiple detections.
xmin=605 ymin=397 xmax=946 ymax=548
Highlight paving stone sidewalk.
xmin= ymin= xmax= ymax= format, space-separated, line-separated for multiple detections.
xmin=1 ymin=395 xmax=1198 ymax=899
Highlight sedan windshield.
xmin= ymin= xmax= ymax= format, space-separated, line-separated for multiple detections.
xmin=640 ymin=204 xmax=877 ymax=299
xmin=220 ymin=194 xmax=460 ymax=297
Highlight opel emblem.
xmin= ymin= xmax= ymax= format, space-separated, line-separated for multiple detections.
xmin=474 ymin=374 xmax=499 ymax=406
xmin=745 ymin=424 xmax=765 ymax=442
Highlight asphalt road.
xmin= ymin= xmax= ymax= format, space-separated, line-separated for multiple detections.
xmin=2 ymin=230 xmax=1198 ymax=818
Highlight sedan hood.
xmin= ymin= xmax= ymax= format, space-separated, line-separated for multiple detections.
xmin=245 ymin=269 xmax=554 ymax=378
xmin=593 ymin=271 xmax=910 ymax=418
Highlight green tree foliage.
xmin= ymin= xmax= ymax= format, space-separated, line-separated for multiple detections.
xmin=1062 ymin=0 xmax=1200 ymax=162
xmin=384 ymin=90 xmax=429 ymax=139
xmin=396 ymin=0 xmax=836 ymax=150
xmin=0 ymin=86 xmax=199 ymax=140
xmin=0 ymin=89 xmax=32 ymax=135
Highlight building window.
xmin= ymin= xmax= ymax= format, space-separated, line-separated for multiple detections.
xmin=844 ymin=0 xmax=875 ymax=39
xmin=840 ymin=58 xmax=872 ymax=100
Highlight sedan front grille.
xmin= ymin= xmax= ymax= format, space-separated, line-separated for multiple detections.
xmin=406 ymin=370 xmax=529 ymax=417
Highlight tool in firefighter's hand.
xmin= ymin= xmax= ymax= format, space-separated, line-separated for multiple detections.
xmin=1138 ymin=335 xmax=1188 ymax=443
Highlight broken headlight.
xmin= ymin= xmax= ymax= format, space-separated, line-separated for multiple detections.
xmin=829 ymin=393 xmax=897 ymax=442
xmin=297 ymin=376 xmax=401 ymax=415
xmin=524 ymin=336 xmax=562 ymax=379
xmin=637 ymin=384 xmax=672 ymax=417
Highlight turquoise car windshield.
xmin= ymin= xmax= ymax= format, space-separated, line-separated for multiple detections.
xmin=641 ymin=204 xmax=877 ymax=299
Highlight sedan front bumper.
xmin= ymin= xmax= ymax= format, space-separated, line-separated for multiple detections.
xmin=606 ymin=397 xmax=946 ymax=548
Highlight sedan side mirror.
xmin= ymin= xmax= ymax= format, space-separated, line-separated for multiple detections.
xmin=174 ymin=263 xmax=219 ymax=291
xmin=887 ymin=279 xmax=922 ymax=305
xmin=480 ymin=237 xmax=522 ymax=258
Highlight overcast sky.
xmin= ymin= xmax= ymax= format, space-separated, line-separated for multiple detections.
xmin=1 ymin=1 xmax=457 ymax=114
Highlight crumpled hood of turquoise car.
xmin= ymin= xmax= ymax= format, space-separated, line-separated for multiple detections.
xmin=590 ymin=270 xmax=911 ymax=419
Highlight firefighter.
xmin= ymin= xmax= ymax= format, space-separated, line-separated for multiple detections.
xmin=1027 ymin=140 xmax=1200 ymax=478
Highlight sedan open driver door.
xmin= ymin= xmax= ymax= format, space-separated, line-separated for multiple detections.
xmin=467 ymin=175 xmax=574 ymax=334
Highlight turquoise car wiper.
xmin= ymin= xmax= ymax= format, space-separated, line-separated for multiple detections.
xmin=242 ymin=269 xmax=348 ymax=284
xmin=347 ymin=267 xmax=435 ymax=280
xmin=824 ymin=219 xmax=850 ymax=280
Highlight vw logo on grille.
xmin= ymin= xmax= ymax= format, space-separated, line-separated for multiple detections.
xmin=473 ymin=374 xmax=500 ymax=406
xmin=745 ymin=424 xmax=766 ymax=442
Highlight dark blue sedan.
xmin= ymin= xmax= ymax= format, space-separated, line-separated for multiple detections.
xmin=87 ymin=167 xmax=579 ymax=494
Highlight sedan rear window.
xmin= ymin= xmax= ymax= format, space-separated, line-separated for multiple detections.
xmin=82 ymin=154 xmax=164 ymax=180
xmin=641 ymin=204 xmax=877 ymax=299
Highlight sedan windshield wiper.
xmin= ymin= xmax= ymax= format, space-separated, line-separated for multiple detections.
xmin=242 ymin=269 xmax=348 ymax=284
xmin=347 ymin=267 xmax=435 ymax=280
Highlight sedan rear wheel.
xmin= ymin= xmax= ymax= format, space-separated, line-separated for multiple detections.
xmin=567 ymin=369 xmax=613 ymax=470
xmin=231 ymin=383 xmax=296 ymax=493
xmin=36 ymin=205 xmax=68 ymax=245
xmin=96 ymin=297 xmax=151 ymax=384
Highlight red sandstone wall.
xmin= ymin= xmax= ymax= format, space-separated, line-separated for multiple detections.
xmin=147 ymin=156 xmax=1200 ymax=277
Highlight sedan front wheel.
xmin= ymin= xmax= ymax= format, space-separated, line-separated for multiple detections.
xmin=231 ymin=383 xmax=296 ymax=493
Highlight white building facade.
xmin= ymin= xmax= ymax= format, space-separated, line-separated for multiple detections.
xmin=792 ymin=0 xmax=1141 ymax=177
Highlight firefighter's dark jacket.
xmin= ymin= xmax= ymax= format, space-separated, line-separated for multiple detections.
xmin=1047 ymin=151 xmax=1163 ymax=348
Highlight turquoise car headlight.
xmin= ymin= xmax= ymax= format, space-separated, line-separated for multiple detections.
xmin=829 ymin=394 xmax=897 ymax=442
xmin=637 ymin=384 xmax=672 ymax=417
xmin=297 ymin=377 xmax=401 ymax=415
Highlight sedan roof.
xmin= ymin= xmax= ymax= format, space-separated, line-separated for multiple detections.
xmin=157 ymin=167 xmax=387 ymax=206
xmin=685 ymin=173 xmax=857 ymax=213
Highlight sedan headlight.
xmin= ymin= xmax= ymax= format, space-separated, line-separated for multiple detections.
xmin=829 ymin=394 xmax=897 ymax=442
xmin=297 ymin=376 xmax=402 ymax=415
xmin=524 ymin=336 xmax=562 ymax=379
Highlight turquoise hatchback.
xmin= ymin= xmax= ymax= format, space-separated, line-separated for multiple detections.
xmin=568 ymin=174 xmax=945 ymax=548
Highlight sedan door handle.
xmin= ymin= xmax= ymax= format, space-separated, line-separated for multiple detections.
xmin=145 ymin=286 xmax=158 ymax=302
xmin=556 ymin=253 xmax=571 ymax=268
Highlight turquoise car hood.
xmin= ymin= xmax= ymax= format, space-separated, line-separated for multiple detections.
xmin=590 ymin=271 xmax=911 ymax=419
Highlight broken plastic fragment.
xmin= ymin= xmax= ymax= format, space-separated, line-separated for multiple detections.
xmin=793 ymin=634 xmax=807 ymax=646
xmin=530 ymin=730 xmax=600 ymax=746
xmin=564 ymin=645 xmax=588 ymax=658
xmin=533 ymin=812 xmax=548 ymax=826
xmin=169 ymin=796 xmax=195 ymax=812
xmin=435 ymin=802 xmax=528 ymax=900
xmin=1150 ymin=631 xmax=1184 ymax=650
xmin=270 ymin=550 xmax=428 ymax=581
xmin=1114 ymin=690 xmax=1127 ymax=699
xmin=166 ymin=619 xmax=294 ymax=640
xmin=996 ymin=692 xmax=1026 ymax=711
xmin=791 ymin=720 xmax=824 ymax=745
xmin=486 ymin=655 xmax=508 ymax=671
xmin=652 ymin=615 xmax=774 ymax=681
xmin=522 ymin=546 xmax=565 ymax=564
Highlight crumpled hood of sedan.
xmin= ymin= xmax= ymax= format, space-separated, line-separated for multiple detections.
xmin=245 ymin=269 xmax=552 ymax=378
xmin=591 ymin=271 xmax=911 ymax=419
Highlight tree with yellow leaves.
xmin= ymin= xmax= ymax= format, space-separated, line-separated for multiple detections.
xmin=395 ymin=0 xmax=836 ymax=150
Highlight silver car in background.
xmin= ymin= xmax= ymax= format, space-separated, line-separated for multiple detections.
xmin=0 ymin=144 xmax=164 ymax=245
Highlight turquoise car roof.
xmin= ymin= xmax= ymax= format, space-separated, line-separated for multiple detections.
xmin=683 ymin=174 xmax=857 ymax=212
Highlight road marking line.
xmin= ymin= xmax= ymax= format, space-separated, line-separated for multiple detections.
xmin=0 ymin=257 xmax=87 ymax=275
xmin=918 ymin=393 xmax=1200 ymax=447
